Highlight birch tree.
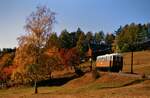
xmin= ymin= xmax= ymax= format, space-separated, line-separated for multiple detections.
xmin=15 ymin=6 xmax=55 ymax=94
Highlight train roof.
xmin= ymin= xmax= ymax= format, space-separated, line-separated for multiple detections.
xmin=97 ymin=53 xmax=122 ymax=60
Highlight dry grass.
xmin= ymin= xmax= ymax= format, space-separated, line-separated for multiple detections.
xmin=1 ymin=72 xmax=149 ymax=98
xmin=1 ymin=51 xmax=150 ymax=98
xmin=122 ymin=50 xmax=150 ymax=75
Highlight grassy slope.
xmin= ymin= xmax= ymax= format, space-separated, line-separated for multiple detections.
xmin=0 ymin=72 xmax=149 ymax=98
xmin=122 ymin=50 xmax=150 ymax=75
xmin=0 ymin=51 xmax=150 ymax=98
xmin=81 ymin=50 xmax=150 ymax=75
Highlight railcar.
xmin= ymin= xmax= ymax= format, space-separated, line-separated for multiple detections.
xmin=96 ymin=53 xmax=123 ymax=72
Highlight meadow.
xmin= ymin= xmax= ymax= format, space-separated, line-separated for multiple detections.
xmin=0 ymin=50 xmax=150 ymax=98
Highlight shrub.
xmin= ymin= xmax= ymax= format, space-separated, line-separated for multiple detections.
xmin=92 ymin=69 xmax=100 ymax=80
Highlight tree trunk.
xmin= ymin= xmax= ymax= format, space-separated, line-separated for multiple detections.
xmin=131 ymin=51 xmax=133 ymax=74
xmin=90 ymin=58 xmax=92 ymax=71
xmin=49 ymin=71 xmax=52 ymax=79
xmin=34 ymin=81 xmax=38 ymax=94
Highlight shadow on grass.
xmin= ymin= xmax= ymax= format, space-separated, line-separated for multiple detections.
xmin=37 ymin=72 xmax=85 ymax=87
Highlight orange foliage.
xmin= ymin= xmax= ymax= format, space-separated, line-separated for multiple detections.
xmin=3 ymin=65 xmax=17 ymax=76
xmin=87 ymin=48 xmax=92 ymax=57
xmin=59 ymin=48 xmax=80 ymax=68
xmin=59 ymin=48 xmax=68 ymax=67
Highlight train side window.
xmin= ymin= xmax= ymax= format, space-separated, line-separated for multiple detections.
xmin=113 ymin=56 xmax=116 ymax=61
xmin=118 ymin=56 xmax=121 ymax=62
xmin=110 ymin=56 xmax=113 ymax=61
xmin=101 ymin=57 xmax=104 ymax=61
xmin=103 ymin=57 xmax=106 ymax=61
xmin=117 ymin=56 xmax=119 ymax=61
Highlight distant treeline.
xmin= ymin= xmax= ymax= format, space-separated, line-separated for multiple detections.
xmin=0 ymin=48 xmax=16 ymax=53
xmin=1 ymin=23 xmax=150 ymax=55
xmin=46 ymin=22 xmax=150 ymax=54
xmin=115 ymin=23 xmax=150 ymax=52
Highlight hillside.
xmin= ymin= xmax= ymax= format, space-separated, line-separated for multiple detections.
xmin=80 ymin=50 xmax=150 ymax=75
xmin=122 ymin=50 xmax=150 ymax=75
xmin=0 ymin=72 xmax=150 ymax=98
xmin=0 ymin=50 xmax=150 ymax=98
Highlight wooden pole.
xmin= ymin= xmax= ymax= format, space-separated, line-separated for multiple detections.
xmin=34 ymin=80 xmax=38 ymax=94
xmin=131 ymin=50 xmax=133 ymax=74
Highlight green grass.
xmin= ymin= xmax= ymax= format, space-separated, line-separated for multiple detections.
xmin=0 ymin=87 xmax=60 ymax=95
xmin=0 ymin=87 xmax=32 ymax=95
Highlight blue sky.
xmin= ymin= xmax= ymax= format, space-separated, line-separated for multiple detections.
xmin=0 ymin=0 xmax=150 ymax=48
